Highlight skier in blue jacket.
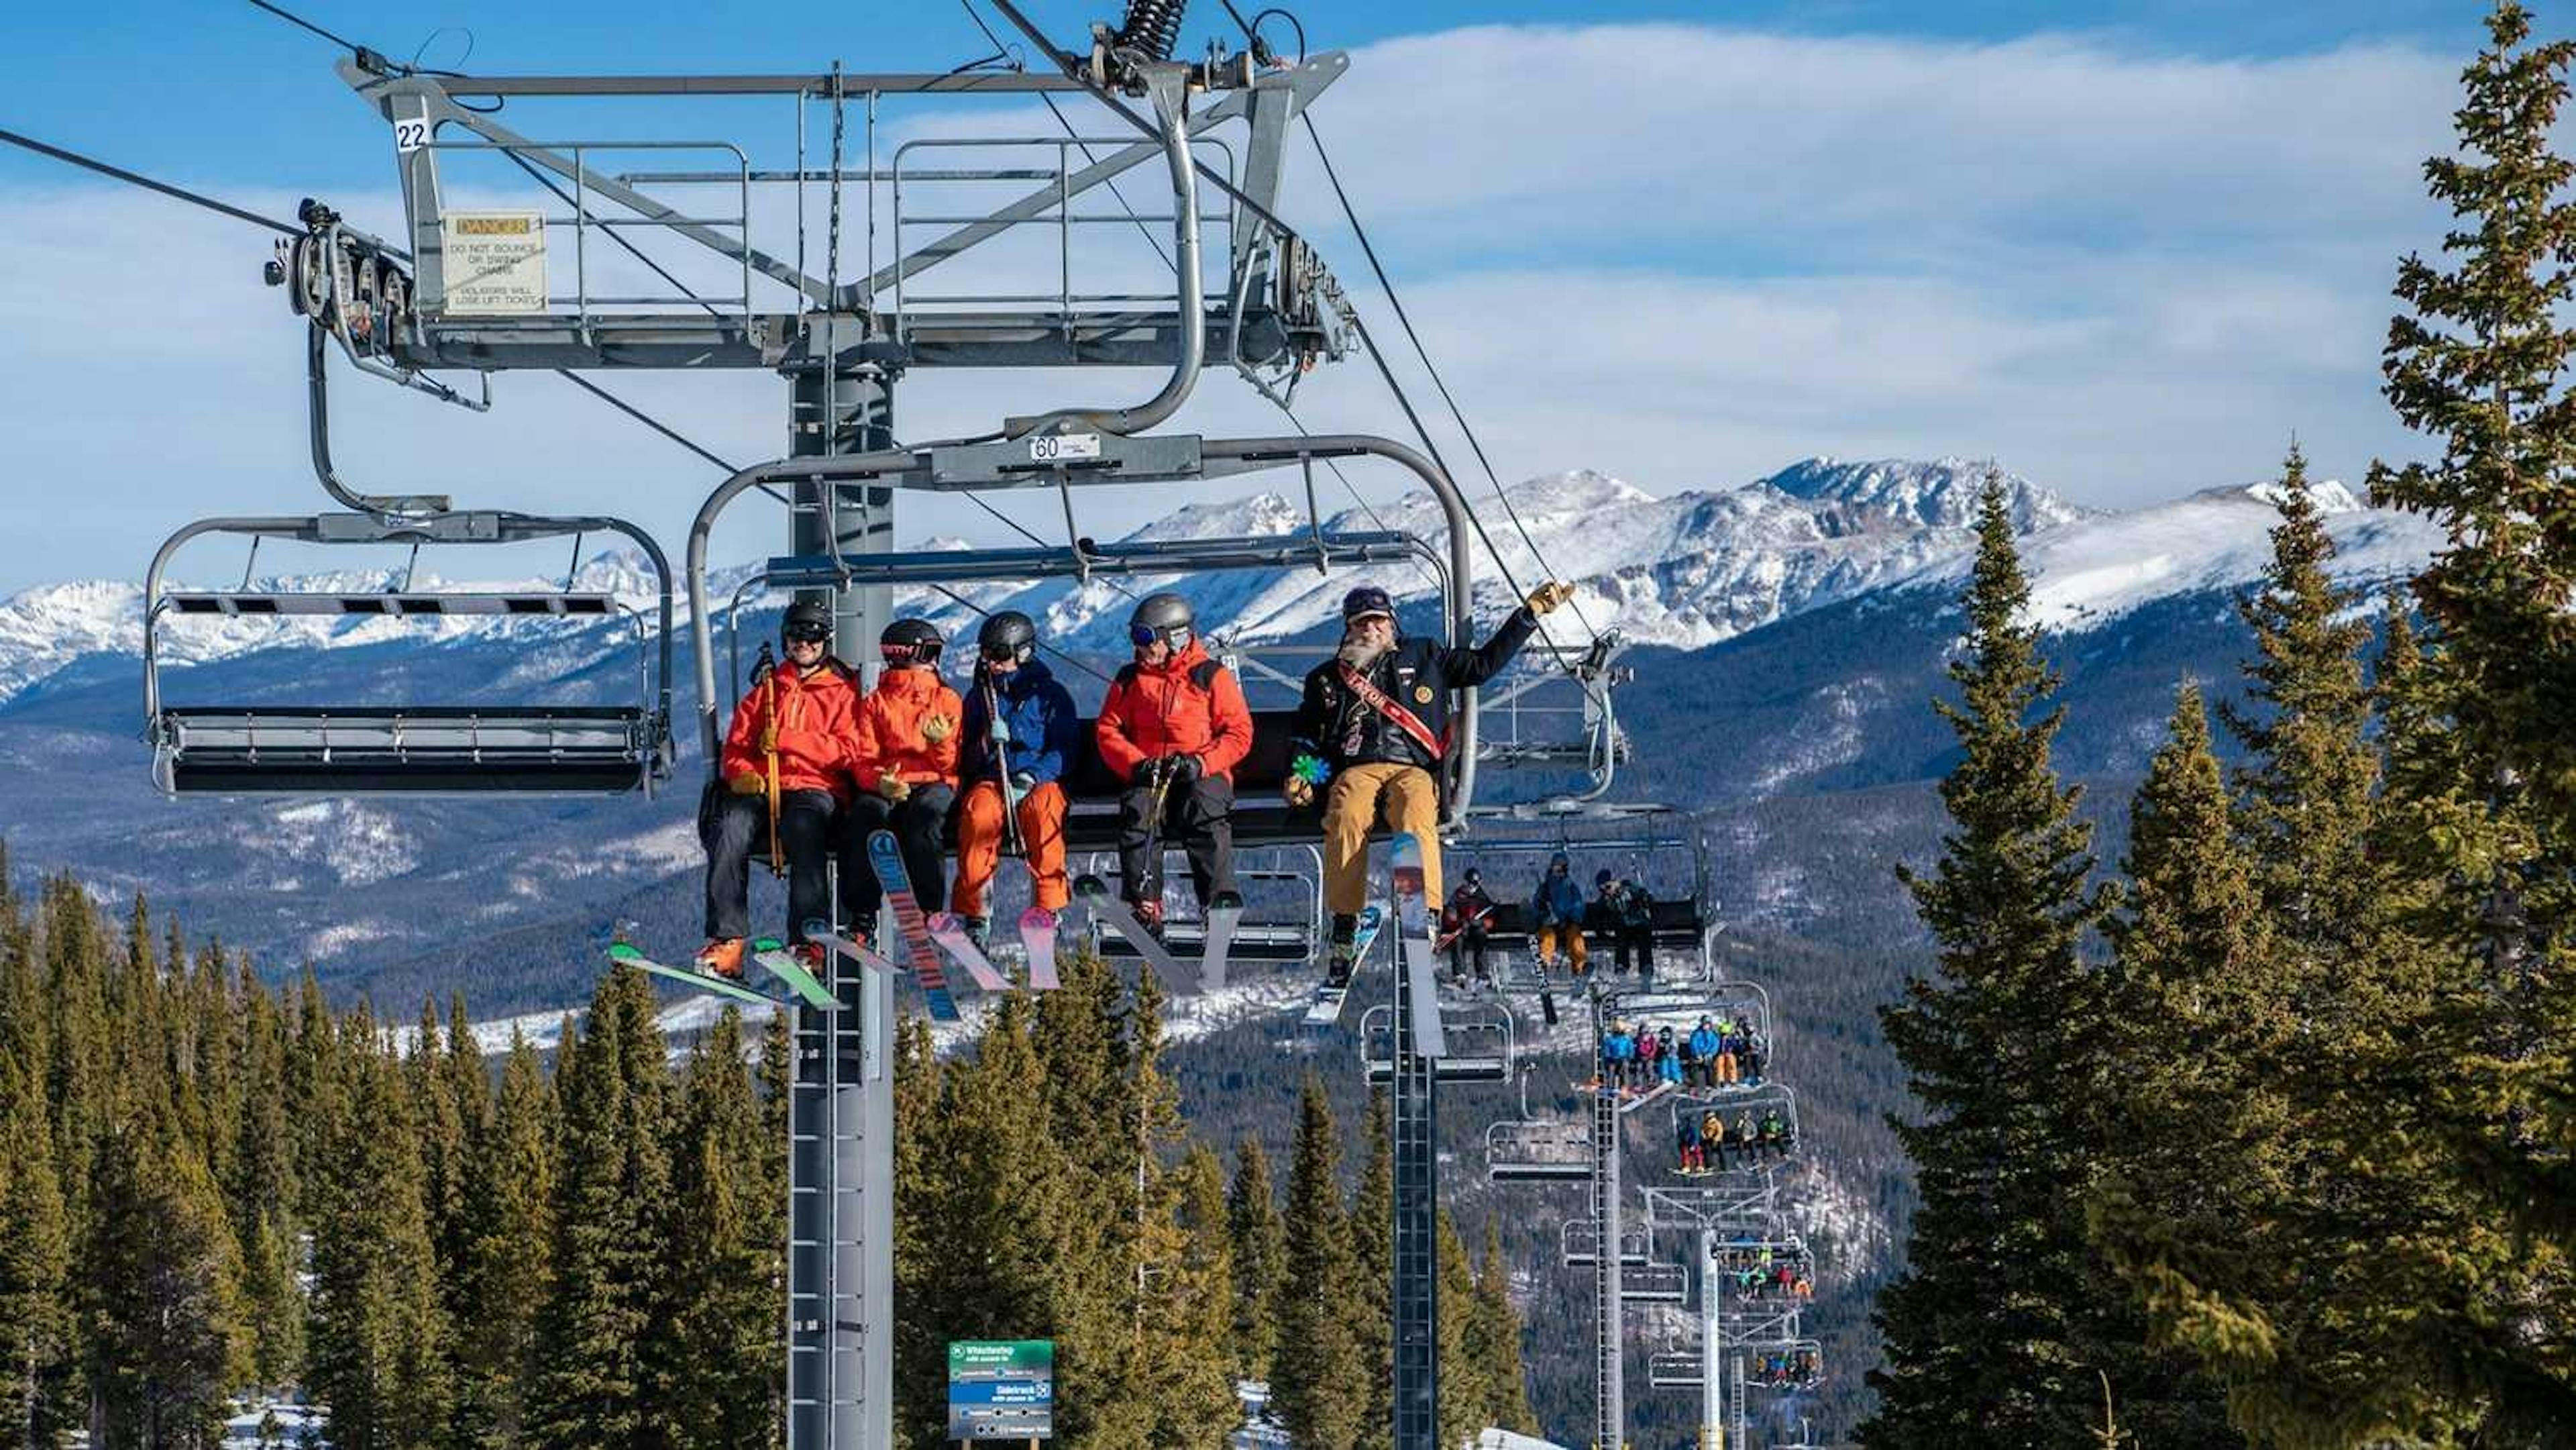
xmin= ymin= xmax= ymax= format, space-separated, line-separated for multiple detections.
xmin=1531 ymin=853 xmax=1589 ymax=975
xmin=953 ymin=611 xmax=1079 ymax=947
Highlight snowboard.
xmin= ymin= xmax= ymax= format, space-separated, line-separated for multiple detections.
xmin=1303 ymin=904 xmax=1384 ymax=1026
xmin=1018 ymin=906 xmax=1061 ymax=991
xmin=1389 ymin=833 xmax=1447 ymax=1057
xmin=1199 ymin=890 xmax=1244 ymax=992
xmin=1075 ymin=874 xmax=1198 ymax=990
xmin=608 ymin=940 xmax=784 ymax=1009
xmin=867 ymin=830 xmax=961 ymax=1023
xmin=926 ymin=912 xmax=1013 ymax=993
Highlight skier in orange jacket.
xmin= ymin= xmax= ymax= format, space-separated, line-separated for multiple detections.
xmin=840 ymin=618 xmax=964 ymax=933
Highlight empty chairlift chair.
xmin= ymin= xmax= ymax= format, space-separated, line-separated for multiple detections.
xmin=144 ymin=510 xmax=676 ymax=796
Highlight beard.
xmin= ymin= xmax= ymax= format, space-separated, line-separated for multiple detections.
xmin=1338 ymin=634 xmax=1392 ymax=670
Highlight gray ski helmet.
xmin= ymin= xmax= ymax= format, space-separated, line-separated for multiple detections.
xmin=1128 ymin=591 xmax=1195 ymax=651
xmin=782 ymin=599 xmax=833 ymax=643
xmin=977 ymin=609 xmax=1037 ymax=665
xmin=879 ymin=617 xmax=943 ymax=666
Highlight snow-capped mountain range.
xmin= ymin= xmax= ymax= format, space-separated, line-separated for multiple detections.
xmin=0 ymin=457 xmax=2442 ymax=707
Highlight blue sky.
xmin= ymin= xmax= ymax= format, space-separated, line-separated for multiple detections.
xmin=0 ymin=0 xmax=2522 ymax=592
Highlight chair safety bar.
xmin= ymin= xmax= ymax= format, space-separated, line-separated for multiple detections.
xmin=1484 ymin=1119 xmax=1592 ymax=1183
xmin=1362 ymin=1000 xmax=1513 ymax=1084
xmin=1562 ymin=1217 xmax=1652 ymax=1267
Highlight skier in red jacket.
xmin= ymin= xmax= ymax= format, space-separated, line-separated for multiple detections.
xmin=840 ymin=617 xmax=964 ymax=933
xmin=699 ymin=600 xmax=861 ymax=979
xmin=1093 ymin=592 xmax=1253 ymax=929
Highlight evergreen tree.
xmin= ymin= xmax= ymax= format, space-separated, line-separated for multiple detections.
xmin=1155 ymin=1144 xmax=1246 ymax=1445
xmin=2363 ymin=4 xmax=2576 ymax=1433
xmin=1118 ymin=978 xmax=1238 ymax=1448
xmin=455 ymin=1033 xmax=555 ymax=1448
xmin=1271 ymin=1076 xmax=1366 ymax=1450
xmin=0 ymin=1059 xmax=72 ymax=1447
xmin=82 ymin=1115 xmax=250 ymax=1449
xmin=306 ymin=1039 xmax=453 ymax=1450
xmin=1345 ymin=1094 xmax=1393 ymax=1435
xmin=1432 ymin=1210 xmax=1487 ymax=1450
xmin=665 ymin=1009 xmax=783 ymax=1450
xmin=1469 ymin=1222 xmax=1536 ymax=1434
xmin=1862 ymin=474 xmax=2127 ymax=1448
xmin=2084 ymin=684 xmax=2263 ymax=1447
xmin=525 ymin=966 xmax=676 ymax=1449
xmin=890 ymin=1015 xmax=948 ymax=1450
xmin=1225 ymin=1136 xmax=1285 ymax=1384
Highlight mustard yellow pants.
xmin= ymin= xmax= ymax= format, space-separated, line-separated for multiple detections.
xmin=1324 ymin=762 xmax=1442 ymax=915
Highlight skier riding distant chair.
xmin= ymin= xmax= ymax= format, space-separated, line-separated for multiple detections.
xmin=839 ymin=618 xmax=964 ymax=936
xmin=1529 ymin=851 xmax=1589 ymax=978
xmin=697 ymin=599 xmax=862 ymax=980
xmin=1287 ymin=580 xmax=1574 ymax=990
xmin=1093 ymin=592 xmax=1252 ymax=935
xmin=1442 ymin=867 xmax=1497 ymax=986
xmin=953 ymin=610 xmax=1077 ymax=950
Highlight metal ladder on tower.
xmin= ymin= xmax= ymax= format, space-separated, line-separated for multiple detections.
xmin=1591 ymin=1079 xmax=1625 ymax=1450
xmin=1391 ymin=931 xmax=1441 ymax=1450
xmin=788 ymin=887 xmax=894 ymax=1449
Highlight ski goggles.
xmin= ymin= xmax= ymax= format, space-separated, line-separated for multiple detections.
xmin=783 ymin=621 xmax=832 ymax=643
xmin=981 ymin=641 xmax=1024 ymax=663
xmin=1130 ymin=623 xmax=1190 ymax=650
xmin=880 ymin=640 xmax=942 ymax=664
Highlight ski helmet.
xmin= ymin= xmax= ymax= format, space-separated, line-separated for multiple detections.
xmin=782 ymin=599 xmax=833 ymax=644
xmin=1462 ymin=867 xmax=1482 ymax=886
xmin=978 ymin=610 xmax=1038 ymax=666
xmin=879 ymin=617 xmax=943 ymax=666
xmin=1342 ymin=584 xmax=1397 ymax=624
xmin=1596 ymin=869 xmax=1615 ymax=888
xmin=1128 ymin=592 xmax=1195 ymax=652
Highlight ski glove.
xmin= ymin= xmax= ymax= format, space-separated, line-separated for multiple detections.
xmin=1009 ymin=770 xmax=1038 ymax=792
xmin=1163 ymin=753 xmax=1203 ymax=785
xmin=877 ymin=774 xmax=912 ymax=803
xmin=1284 ymin=774 xmax=1316 ymax=809
xmin=728 ymin=772 xmax=765 ymax=796
xmin=921 ymin=713 xmax=956 ymax=745
xmin=1527 ymin=579 xmax=1576 ymax=615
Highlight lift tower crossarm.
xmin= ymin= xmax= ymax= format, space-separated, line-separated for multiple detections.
xmin=339 ymin=57 xmax=843 ymax=312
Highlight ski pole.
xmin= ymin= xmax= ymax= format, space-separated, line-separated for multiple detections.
xmin=757 ymin=643 xmax=784 ymax=878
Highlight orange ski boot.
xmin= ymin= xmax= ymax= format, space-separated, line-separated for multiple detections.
xmin=694 ymin=937 xmax=747 ymax=981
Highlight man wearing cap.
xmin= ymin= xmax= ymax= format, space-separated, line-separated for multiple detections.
xmin=1289 ymin=578 xmax=1575 ymax=986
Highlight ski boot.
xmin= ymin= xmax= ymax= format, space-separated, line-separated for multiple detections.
xmin=1325 ymin=935 xmax=1360 ymax=991
xmin=695 ymin=937 xmax=747 ymax=982
xmin=791 ymin=940 xmax=829 ymax=976
xmin=1132 ymin=897 xmax=1167 ymax=942
xmin=962 ymin=915 xmax=991 ymax=955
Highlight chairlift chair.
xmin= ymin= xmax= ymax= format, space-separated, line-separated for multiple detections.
xmin=1073 ymin=844 xmax=1320 ymax=965
xmin=144 ymin=509 xmax=676 ymax=797
xmin=1482 ymin=1117 xmax=1592 ymax=1184
xmin=1362 ymin=998 xmax=1512 ymax=1083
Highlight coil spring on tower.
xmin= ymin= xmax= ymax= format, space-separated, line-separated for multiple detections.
xmin=1115 ymin=0 xmax=1187 ymax=62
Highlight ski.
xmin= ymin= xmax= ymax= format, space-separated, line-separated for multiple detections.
xmin=926 ymin=913 xmax=1013 ymax=993
xmin=816 ymin=930 xmax=902 ymax=976
xmin=1018 ymin=906 xmax=1061 ymax=991
xmin=1199 ymin=890 xmax=1244 ymax=992
xmin=1389 ymin=833 xmax=1447 ymax=1057
xmin=1075 ymin=874 xmax=1199 ymax=990
xmin=743 ymin=928 xmax=835 ymax=1010
xmin=607 ymin=942 xmax=783 ymax=1009
xmin=867 ymin=830 xmax=961 ymax=1023
xmin=1303 ymin=904 xmax=1383 ymax=1025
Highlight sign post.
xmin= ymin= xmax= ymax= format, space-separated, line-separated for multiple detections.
xmin=947 ymin=1339 xmax=1053 ymax=1445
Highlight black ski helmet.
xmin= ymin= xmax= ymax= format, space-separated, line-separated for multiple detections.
xmin=1342 ymin=584 xmax=1397 ymax=624
xmin=1128 ymin=591 xmax=1195 ymax=652
xmin=1596 ymin=868 xmax=1615 ymax=888
xmin=977 ymin=610 xmax=1037 ymax=666
xmin=782 ymin=599 xmax=833 ymax=643
xmin=1462 ymin=867 xmax=1482 ymax=886
xmin=879 ymin=617 xmax=943 ymax=666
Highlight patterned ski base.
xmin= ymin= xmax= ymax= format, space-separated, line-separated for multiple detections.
xmin=1074 ymin=875 xmax=1198 ymax=990
xmin=1303 ymin=904 xmax=1384 ymax=1025
xmin=1018 ymin=907 xmax=1061 ymax=991
xmin=1389 ymin=833 xmax=1447 ymax=1057
xmin=926 ymin=913 xmax=1013 ymax=993
xmin=867 ymin=830 xmax=961 ymax=1022
xmin=816 ymin=931 xmax=901 ymax=976
xmin=1199 ymin=890 xmax=1244 ymax=992
xmin=608 ymin=942 xmax=783 ymax=1009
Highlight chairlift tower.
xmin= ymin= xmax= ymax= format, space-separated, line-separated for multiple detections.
xmin=190 ymin=6 xmax=1529 ymax=1449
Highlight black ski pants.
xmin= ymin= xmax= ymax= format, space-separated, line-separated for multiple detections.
xmin=1614 ymin=927 xmax=1655 ymax=976
xmin=1449 ymin=925 xmax=1489 ymax=981
xmin=1118 ymin=774 xmax=1235 ymax=906
xmin=842 ymin=785 xmax=958 ymax=921
xmin=705 ymin=788 xmax=838 ymax=943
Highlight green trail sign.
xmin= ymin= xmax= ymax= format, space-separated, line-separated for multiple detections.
xmin=947 ymin=1339 xmax=1055 ymax=1441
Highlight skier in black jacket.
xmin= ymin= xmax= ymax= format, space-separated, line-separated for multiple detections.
xmin=1287 ymin=580 xmax=1574 ymax=986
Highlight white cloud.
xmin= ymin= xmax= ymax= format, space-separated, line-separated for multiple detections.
xmin=0 ymin=21 xmax=2471 ymax=596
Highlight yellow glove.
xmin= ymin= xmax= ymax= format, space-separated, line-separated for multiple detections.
xmin=1283 ymin=774 xmax=1316 ymax=809
xmin=728 ymin=772 xmax=764 ymax=796
xmin=1527 ymin=580 xmax=1575 ymax=615
xmin=877 ymin=774 xmax=912 ymax=803
xmin=921 ymin=713 xmax=956 ymax=745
